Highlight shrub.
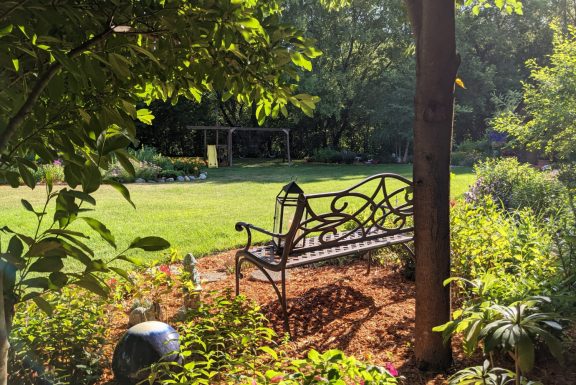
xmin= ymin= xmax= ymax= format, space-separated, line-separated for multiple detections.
xmin=311 ymin=147 xmax=342 ymax=163
xmin=451 ymin=198 xmax=556 ymax=302
xmin=147 ymin=290 xmax=277 ymax=384
xmin=466 ymin=158 xmax=567 ymax=217
xmin=33 ymin=161 xmax=65 ymax=184
xmin=451 ymin=139 xmax=492 ymax=167
xmin=171 ymin=157 xmax=206 ymax=176
xmin=9 ymin=287 xmax=108 ymax=385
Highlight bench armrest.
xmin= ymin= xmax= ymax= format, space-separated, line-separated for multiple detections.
xmin=235 ymin=222 xmax=285 ymax=250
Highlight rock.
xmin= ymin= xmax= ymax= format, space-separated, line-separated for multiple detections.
xmin=135 ymin=178 xmax=146 ymax=183
xmin=199 ymin=173 xmax=207 ymax=180
xmin=190 ymin=176 xmax=196 ymax=180
xmin=184 ymin=176 xmax=190 ymax=182
xmin=202 ymin=271 xmax=227 ymax=283
xmin=166 ymin=177 xmax=175 ymax=182
xmin=147 ymin=179 xmax=157 ymax=183
xmin=112 ymin=321 xmax=181 ymax=384
xmin=177 ymin=176 xmax=185 ymax=182
xmin=158 ymin=178 xmax=165 ymax=183
xmin=128 ymin=301 xmax=162 ymax=327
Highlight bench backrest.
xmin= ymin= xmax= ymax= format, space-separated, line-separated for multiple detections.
xmin=285 ymin=173 xmax=413 ymax=256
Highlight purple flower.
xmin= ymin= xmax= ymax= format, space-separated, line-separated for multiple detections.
xmin=53 ymin=159 xmax=62 ymax=166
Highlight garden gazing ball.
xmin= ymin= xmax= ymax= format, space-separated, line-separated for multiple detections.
xmin=112 ymin=321 xmax=180 ymax=384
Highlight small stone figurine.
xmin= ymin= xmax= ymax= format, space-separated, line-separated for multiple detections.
xmin=183 ymin=253 xmax=202 ymax=290
xmin=128 ymin=300 xmax=162 ymax=327
xmin=182 ymin=253 xmax=202 ymax=310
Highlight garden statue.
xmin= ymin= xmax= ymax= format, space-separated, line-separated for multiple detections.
xmin=128 ymin=300 xmax=162 ymax=327
xmin=182 ymin=253 xmax=202 ymax=310
xmin=112 ymin=321 xmax=181 ymax=384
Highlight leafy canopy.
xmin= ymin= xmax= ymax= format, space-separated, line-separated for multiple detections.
xmin=491 ymin=24 xmax=576 ymax=161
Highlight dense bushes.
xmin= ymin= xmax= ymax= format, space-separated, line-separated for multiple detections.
xmin=308 ymin=148 xmax=358 ymax=164
xmin=9 ymin=287 xmax=108 ymax=385
xmin=451 ymin=138 xmax=492 ymax=167
xmin=466 ymin=158 xmax=567 ymax=216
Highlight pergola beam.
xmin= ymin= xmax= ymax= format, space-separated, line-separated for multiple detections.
xmin=187 ymin=125 xmax=292 ymax=166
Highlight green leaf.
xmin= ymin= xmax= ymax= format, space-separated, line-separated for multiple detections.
xmin=22 ymin=277 xmax=50 ymax=290
xmin=17 ymin=162 xmax=36 ymax=189
xmin=26 ymin=240 xmax=62 ymax=258
xmin=81 ymin=164 xmax=101 ymax=194
xmin=29 ymin=256 xmax=64 ymax=272
xmin=8 ymin=235 xmax=24 ymax=259
xmin=49 ymin=271 xmax=69 ymax=287
xmin=136 ymin=108 xmax=154 ymax=125
xmin=114 ymin=150 xmax=135 ymax=177
xmin=0 ymin=24 xmax=13 ymax=38
xmin=128 ymin=236 xmax=170 ymax=251
xmin=33 ymin=296 xmax=53 ymax=316
xmin=75 ymin=275 xmax=109 ymax=297
xmin=259 ymin=346 xmax=278 ymax=360
xmin=104 ymin=179 xmax=135 ymax=208
xmin=291 ymin=52 xmax=312 ymax=71
xmin=81 ymin=217 xmax=116 ymax=248
xmin=116 ymin=254 xmax=141 ymax=266
xmin=109 ymin=266 xmax=133 ymax=283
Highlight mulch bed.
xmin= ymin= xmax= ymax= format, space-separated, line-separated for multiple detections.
xmin=97 ymin=250 xmax=576 ymax=385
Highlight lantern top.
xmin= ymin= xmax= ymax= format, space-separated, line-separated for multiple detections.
xmin=281 ymin=181 xmax=304 ymax=195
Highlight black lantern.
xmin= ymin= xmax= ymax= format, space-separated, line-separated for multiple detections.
xmin=273 ymin=181 xmax=304 ymax=253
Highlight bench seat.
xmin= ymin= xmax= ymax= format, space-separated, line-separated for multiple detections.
xmin=248 ymin=229 xmax=413 ymax=268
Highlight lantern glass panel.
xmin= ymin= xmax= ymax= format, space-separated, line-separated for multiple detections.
xmin=272 ymin=182 xmax=303 ymax=253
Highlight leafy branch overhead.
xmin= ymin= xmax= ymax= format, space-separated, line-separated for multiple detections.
xmin=0 ymin=0 xmax=322 ymax=187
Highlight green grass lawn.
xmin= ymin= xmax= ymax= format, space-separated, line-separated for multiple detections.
xmin=0 ymin=161 xmax=475 ymax=267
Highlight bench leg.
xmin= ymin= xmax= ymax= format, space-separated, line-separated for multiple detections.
xmin=281 ymin=269 xmax=289 ymax=332
xmin=365 ymin=251 xmax=372 ymax=276
xmin=235 ymin=251 xmax=244 ymax=296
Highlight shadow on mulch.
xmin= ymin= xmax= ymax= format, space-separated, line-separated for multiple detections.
xmin=263 ymin=283 xmax=380 ymax=348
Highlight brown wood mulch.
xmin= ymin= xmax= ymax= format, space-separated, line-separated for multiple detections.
xmin=97 ymin=250 xmax=576 ymax=385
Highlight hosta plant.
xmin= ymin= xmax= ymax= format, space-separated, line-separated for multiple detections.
xmin=448 ymin=360 xmax=541 ymax=385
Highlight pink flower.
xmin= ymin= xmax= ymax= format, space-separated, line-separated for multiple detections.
xmin=107 ymin=278 xmax=117 ymax=287
xmin=251 ymin=379 xmax=257 ymax=385
xmin=270 ymin=375 xmax=283 ymax=383
xmin=159 ymin=264 xmax=171 ymax=276
xmin=385 ymin=362 xmax=399 ymax=377
xmin=53 ymin=159 xmax=62 ymax=166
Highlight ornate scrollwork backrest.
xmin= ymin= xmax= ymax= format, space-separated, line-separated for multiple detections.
xmin=290 ymin=174 xmax=413 ymax=251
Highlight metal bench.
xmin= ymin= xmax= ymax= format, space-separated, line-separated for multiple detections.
xmin=234 ymin=173 xmax=414 ymax=330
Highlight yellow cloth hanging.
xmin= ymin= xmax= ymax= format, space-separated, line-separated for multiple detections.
xmin=207 ymin=145 xmax=218 ymax=168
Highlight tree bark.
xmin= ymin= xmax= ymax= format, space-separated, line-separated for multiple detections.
xmin=405 ymin=0 xmax=458 ymax=369
xmin=0 ymin=272 xmax=9 ymax=385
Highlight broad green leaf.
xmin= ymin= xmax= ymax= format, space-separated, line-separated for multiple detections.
xmin=29 ymin=256 xmax=64 ymax=272
xmin=104 ymin=179 xmax=135 ymax=208
xmin=81 ymin=164 xmax=101 ymax=194
xmin=128 ymin=236 xmax=170 ymax=251
xmin=136 ymin=108 xmax=155 ymax=125
xmin=81 ymin=217 xmax=116 ymax=248
xmin=33 ymin=296 xmax=53 ymax=316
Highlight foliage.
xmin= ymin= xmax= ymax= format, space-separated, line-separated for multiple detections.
xmin=466 ymin=158 xmax=567 ymax=216
xmin=451 ymin=138 xmax=492 ymax=167
xmin=0 ymin=183 xmax=170 ymax=317
xmin=147 ymin=290 xmax=399 ymax=384
xmin=145 ymin=290 xmax=278 ymax=384
xmin=448 ymin=360 xmax=541 ymax=385
xmin=451 ymin=198 xmax=556 ymax=301
xmin=249 ymin=349 xmax=399 ymax=384
xmin=9 ymin=287 xmax=108 ymax=385
xmin=435 ymin=295 xmax=563 ymax=380
xmin=308 ymin=148 xmax=357 ymax=164
xmin=491 ymin=24 xmax=576 ymax=161
xmin=33 ymin=161 xmax=65 ymax=185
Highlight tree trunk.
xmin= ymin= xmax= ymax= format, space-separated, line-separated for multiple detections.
xmin=405 ymin=0 xmax=458 ymax=369
xmin=0 ymin=273 xmax=9 ymax=385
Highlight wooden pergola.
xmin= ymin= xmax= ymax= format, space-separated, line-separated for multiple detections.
xmin=186 ymin=126 xmax=292 ymax=166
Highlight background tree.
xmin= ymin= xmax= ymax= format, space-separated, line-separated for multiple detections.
xmin=491 ymin=23 xmax=576 ymax=162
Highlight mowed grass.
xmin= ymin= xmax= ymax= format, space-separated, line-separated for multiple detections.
xmin=0 ymin=161 xmax=475 ymax=267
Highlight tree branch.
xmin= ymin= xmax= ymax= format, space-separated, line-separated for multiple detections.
xmin=0 ymin=27 xmax=114 ymax=153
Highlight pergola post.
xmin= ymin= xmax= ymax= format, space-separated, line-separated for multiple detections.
xmin=283 ymin=129 xmax=291 ymax=165
xmin=228 ymin=128 xmax=235 ymax=167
